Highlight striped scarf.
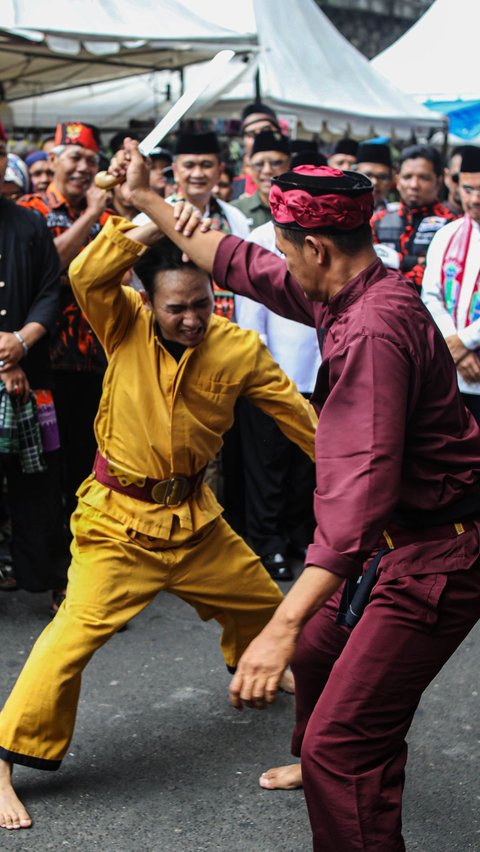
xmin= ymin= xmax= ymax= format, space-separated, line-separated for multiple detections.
xmin=0 ymin=383 xmax=46 ymax=473
xmin=441 ymin=215 xmax=480 ymax=327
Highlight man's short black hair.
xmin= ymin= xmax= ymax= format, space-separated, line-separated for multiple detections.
xmin=109 ymin=130 xmax=140 ymax=155
xmin=279 ymin=222 xmax=373 ymax=257
xmin=398 ymin=144 xmax=443 ymax=176
xmin=134 ymin=238 xmax=211 ymax=301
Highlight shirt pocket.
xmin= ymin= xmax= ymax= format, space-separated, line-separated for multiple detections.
xmin=193 ymin=379 xmax=241 ymax=431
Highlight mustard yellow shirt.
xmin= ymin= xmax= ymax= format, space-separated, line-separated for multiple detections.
xmin=69 ymin=217 xmax=317 ymax=539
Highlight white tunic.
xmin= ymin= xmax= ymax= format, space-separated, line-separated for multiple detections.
xmin=235 ymin=221 xmax=321 ymax=393
xmin=423 ymin=217 xmax=480 ymax=396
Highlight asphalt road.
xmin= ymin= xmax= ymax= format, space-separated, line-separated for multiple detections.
xmin=0 ymin=570 xmax=479 ymax=852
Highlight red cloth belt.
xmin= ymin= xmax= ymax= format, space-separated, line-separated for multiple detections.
xmin=93 ymin=451 xmax=205 ymax=507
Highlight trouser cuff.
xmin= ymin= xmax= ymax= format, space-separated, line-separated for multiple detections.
xmin=0 ymin=745 xmax=61 ymax=771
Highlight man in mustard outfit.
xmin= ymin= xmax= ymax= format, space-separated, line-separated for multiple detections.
xmin=0 ymin=213 xmax=317 ymax=829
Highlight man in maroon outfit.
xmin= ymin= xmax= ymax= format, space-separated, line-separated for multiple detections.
xmin=62 ymin=143 xmax=480 ymax=850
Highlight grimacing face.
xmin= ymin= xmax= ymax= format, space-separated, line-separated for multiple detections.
xmin=396 ymin=157 xmax=441 ymax=208
xmin=152 ymin=267 xmax=214 ymax=347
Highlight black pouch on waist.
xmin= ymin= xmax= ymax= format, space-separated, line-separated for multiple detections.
xmin=336 ymin=548 xmax=390 ymax=629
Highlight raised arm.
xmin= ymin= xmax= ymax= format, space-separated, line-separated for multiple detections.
xmin=121 ymin=139 xmax=224 ymax=273
xmin=120 ymin=140 xmax=315 ymax=326
xmin=68 ymin=217 xmax=150 ymax=354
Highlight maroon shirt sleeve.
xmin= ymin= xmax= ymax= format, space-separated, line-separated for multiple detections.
xmin=305 ymin=330 xmax=412 ymax=579
xmin=213 ymin=235 xmax=315 ymax=327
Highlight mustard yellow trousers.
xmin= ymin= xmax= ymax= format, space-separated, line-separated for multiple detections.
xmin=0 ymin=500 xmax=282 ymax=770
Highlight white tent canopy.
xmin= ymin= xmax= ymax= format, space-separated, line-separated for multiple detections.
xmin=5 ymin=0 xmax=444 ymax=138
xmin=371 ymin=0 xmax=478 ymax=101
xmin=193 ymin=0 xmax=444 ymax=138
xmin=0 ymin=0 xmax=255 ymax=102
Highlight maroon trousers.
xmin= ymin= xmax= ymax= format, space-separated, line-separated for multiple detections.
xmin=291 ymin=527 xmax=480 ymax=852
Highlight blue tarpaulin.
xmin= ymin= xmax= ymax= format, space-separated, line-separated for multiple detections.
xmin=424 ymin=100 xmax=480 ymax=140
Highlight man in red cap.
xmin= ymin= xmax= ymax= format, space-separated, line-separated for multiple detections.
xmin=107 ymin=142 xmax=480 ymax=851
xmin=19 ymin=122 xmax=112 ymax=537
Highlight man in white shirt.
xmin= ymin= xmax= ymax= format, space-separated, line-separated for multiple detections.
xmin=236 ymin=221 xmax=321 ymax=580
xmin=423 ymin=145 xmax=480 ymax=423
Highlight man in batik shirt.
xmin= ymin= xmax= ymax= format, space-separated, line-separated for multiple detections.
xmin=19 ymin=121 xmax=112 ymax=521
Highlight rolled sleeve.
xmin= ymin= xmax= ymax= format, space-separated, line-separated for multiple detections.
xmin=305 ymin=544 xmax=360 ymax=579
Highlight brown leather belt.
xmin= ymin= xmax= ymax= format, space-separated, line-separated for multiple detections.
xmin=93 ymin=451 xmax=205 ymax=507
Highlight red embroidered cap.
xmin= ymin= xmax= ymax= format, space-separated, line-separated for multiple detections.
xmin=54 ymin=122 xmax=101 ymax=153
xmin=270 ymin=164 xmax=374 ymax=231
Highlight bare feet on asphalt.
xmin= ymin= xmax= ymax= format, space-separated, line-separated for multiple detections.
xmin=259 ymin=763 xmax=303 ymax=790
xmin=0 ymin=759 xmax=32 ymax=830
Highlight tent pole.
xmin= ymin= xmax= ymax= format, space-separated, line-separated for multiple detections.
xmin=255 ymin=68 xmax=261 ymax=101
xmin=442 ymin=117 xmax=449 ymax=160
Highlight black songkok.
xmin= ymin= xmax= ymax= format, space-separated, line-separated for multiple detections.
xmin=175 ymin=132 xmax=220 ymax=156
xmin=290 ymin=139 xmax=318 ymax=155
xmin=356 ymin=143 xmax=392 ymax=169
xmin=332 ymin=137 xmax=358 ymax=157
xmin=291 ymin=151 xmax=328 ymax=168
xmin=241 ymin=101 xmax=277 ymax=123
xmin=460 ymin=146 xmax=480 ymax=173
xmin=251 ymin=131 xmax=290 ymax=157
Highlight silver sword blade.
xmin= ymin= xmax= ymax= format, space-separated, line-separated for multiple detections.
xmin=138 ymin=50 xmax=235 ymax=156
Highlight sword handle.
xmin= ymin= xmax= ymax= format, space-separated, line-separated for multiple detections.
xmin=95 ymin=170 xmax=122 ymax=190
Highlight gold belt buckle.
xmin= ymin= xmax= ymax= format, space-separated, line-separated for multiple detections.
xmin=151 ymin=476 xmax=190 ymax=507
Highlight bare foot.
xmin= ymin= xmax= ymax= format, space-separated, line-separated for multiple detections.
xmin=278 ymin=668 xmax=295 ymax=694
xmin=0 ymin=759 xmax=32 ymax=830
xmin=259 ymin=763 xmax=303 ymax=790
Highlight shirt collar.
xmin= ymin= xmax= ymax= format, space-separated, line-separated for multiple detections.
xmin=252 ymin=191 xmax=270 ymax=211
xmin=47 ymin=182 xmax=85 ymax=218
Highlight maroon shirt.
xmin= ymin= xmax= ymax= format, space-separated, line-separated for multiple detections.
xmin=214 ymin=236 xmax=480 ymax=580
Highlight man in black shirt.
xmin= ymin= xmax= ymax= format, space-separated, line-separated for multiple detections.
xmin=0 ymin=123 xmax=68 ymax=599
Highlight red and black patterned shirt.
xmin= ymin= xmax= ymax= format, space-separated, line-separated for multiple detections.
xmin=19 ymin=183 xmax=112 ymax=374
xmin=371 ymin=200 xmax=459 ymax=291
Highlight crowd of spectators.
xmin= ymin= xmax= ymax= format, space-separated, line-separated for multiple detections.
xmin=1 ymin=105 xmax=479 ymax=595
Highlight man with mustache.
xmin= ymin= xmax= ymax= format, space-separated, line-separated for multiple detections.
xmin=19 ymin=122 xmax=111 ymax=541
xmin=104 ymin=141 xmax=480 ymax=852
